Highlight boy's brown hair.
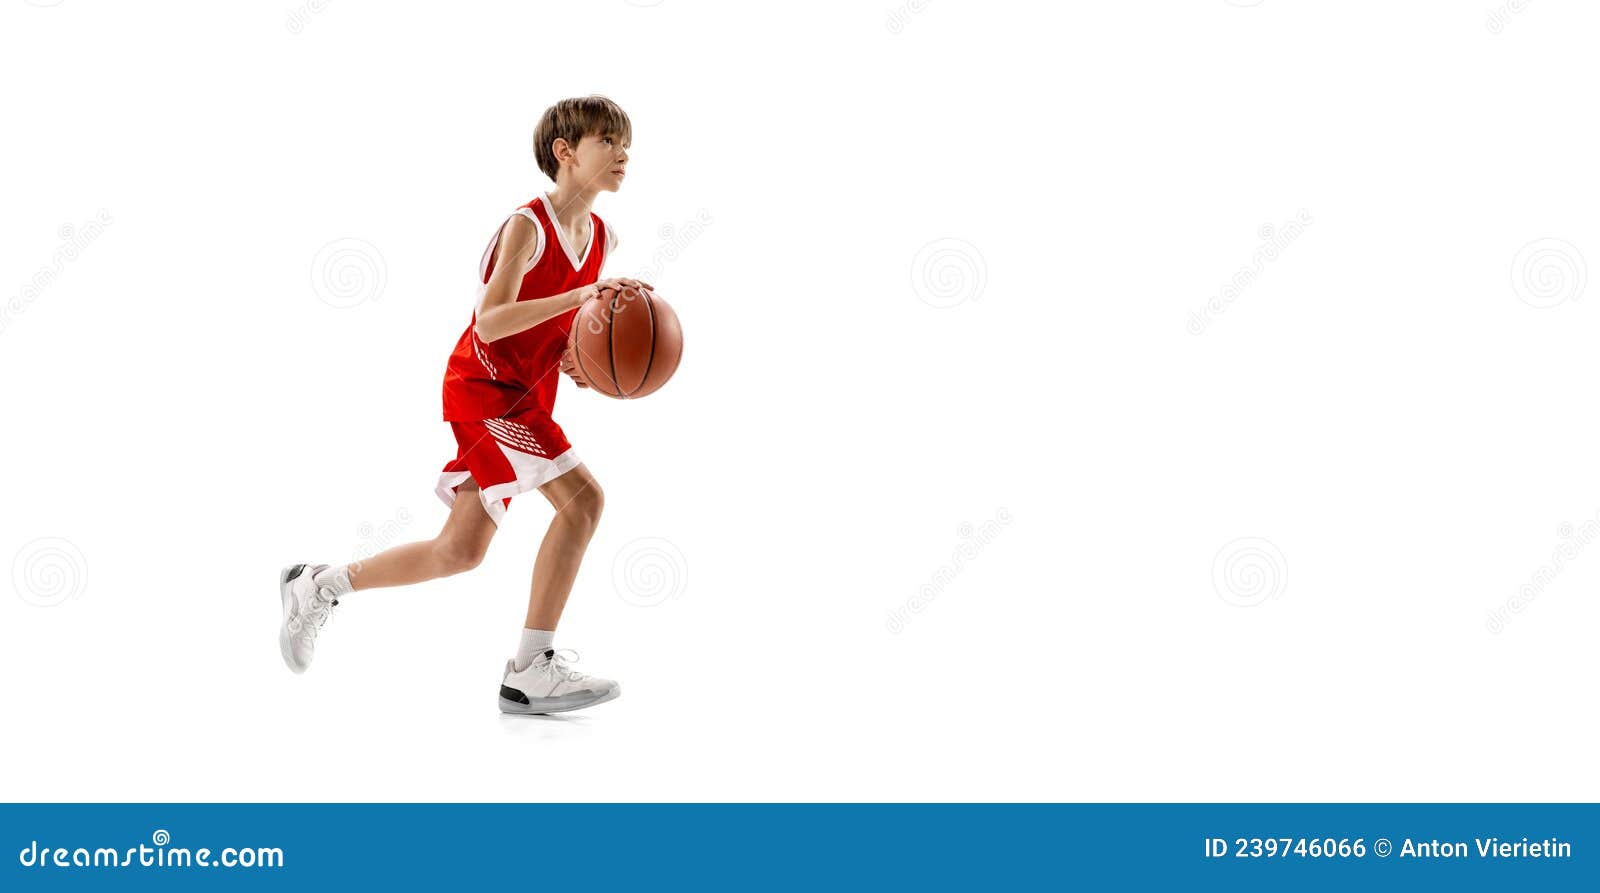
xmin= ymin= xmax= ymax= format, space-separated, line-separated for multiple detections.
xmin=532 ymin=95 xmax=632 ymax=182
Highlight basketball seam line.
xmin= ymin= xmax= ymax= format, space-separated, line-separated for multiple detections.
xmin=607 ymin=289 xmax=621 ymax=398
xmin=637 ymin=289 xmax=658 ymax=398
xmin=573 ymin=314 xmax=599 ymax=394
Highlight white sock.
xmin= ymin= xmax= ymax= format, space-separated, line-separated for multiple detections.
xmin=312 ymin=565 xmax=354 ymax=600
xmin=513 ymin=628 xmax=556 ymax=671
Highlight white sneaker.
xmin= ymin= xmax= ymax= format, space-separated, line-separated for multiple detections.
xmin=499 ymin=649 xmax=621 ymax=714
xmin=278 ymin=563 xmax=340 ymax=673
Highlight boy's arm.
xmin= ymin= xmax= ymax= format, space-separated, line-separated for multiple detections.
xmin=473 ymin=215 xmax=655 ymax=343
xmin=473 ymin=216 xmax=583 ymax=343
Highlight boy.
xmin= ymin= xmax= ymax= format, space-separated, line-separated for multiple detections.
xmin=278 ymin=95 xmax=649 ymax=715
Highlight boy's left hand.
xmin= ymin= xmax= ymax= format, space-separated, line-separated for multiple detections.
xmin=560 ymin=347 xmax=590 ymax=388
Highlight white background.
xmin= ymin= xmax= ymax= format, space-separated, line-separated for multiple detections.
xmin=2 ymin=1 xmax=1596 ymax=802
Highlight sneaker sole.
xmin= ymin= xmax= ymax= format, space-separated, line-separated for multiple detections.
xmin=278 ymin=564 xmax=310 ymax=674
xmin=498 ymin=685 xmax=621 ymax=715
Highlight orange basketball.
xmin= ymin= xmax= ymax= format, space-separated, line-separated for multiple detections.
xmin=566 ymin=287 xmax=683 ymax=399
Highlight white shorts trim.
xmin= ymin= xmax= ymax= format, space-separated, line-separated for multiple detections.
xmin=434 ymin=447 xmax=581 ymax=526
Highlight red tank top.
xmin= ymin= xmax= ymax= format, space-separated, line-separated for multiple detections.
xmin=442 ymin=194 xmax=610 ymax=421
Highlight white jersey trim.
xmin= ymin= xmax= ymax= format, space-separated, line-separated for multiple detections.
xmin=539 ymin=192 xmax=595 ymax=270
xmin=478 ymin=207 xmax=546 ymax=285
xmin=470 ymin=206 xmax=548 ymax=379
xmin=434 ymin=447 xmax=582 ymax=526
xmin=514 ymin=207 xmax=546 ymax=270
xmin=471 ymin=330 xmax=498 ymax=380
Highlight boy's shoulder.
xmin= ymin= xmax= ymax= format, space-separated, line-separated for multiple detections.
xmin=500 ymin=195 xmax=616 ymax=253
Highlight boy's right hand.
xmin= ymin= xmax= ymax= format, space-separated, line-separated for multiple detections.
xmin=573 ymin=277 xmax=653 ymax=304
xmin=563 ymin=278 xmax=655 ymax=387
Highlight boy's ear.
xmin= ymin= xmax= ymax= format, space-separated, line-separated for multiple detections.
xmin=551 ymin=137 xmax=574 ymax=167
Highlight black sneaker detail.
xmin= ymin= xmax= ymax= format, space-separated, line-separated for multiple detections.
xmin=500 ymin=685 xmax=530 ymax=705
xmin=543 ymin=649 xmax=555 ymax=659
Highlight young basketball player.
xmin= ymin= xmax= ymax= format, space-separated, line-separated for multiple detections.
xmin=278 ymin=95 xmax=648 ymax=715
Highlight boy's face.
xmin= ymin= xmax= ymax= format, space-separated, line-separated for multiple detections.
xmin=564 ymin=132 xmax=629 ymax=191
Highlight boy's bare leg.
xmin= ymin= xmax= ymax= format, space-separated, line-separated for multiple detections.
xmin=346 ymin=480 xmax=499 ymax=591
xmin=495 ymin=463 xmax=621 ymax=715
xmin=525 ymin=464 xmax=605 ymax=630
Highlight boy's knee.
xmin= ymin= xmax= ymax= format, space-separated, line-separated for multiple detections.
xmin=434 ymin=538 xmax=486 ymax=576
xmin=562 ymin=482 xmax=605 ymax=529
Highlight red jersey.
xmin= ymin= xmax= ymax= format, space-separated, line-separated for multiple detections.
xmin=442 ymin=194 xmax=613 ymax=421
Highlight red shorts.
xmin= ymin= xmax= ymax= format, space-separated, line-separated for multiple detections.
xmin=435 ymin=411 xmax=579 ymax=524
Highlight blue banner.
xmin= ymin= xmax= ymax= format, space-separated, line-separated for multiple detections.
xmin=2 ymin=804 xmax=1594 ymax=890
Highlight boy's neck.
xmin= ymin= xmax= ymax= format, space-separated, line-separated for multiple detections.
xmin=543 ymin=183 xmax=598 ymax=226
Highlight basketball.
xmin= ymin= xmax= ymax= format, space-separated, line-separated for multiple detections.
xmin=566 ymin=286 xmax=683 ymax=399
